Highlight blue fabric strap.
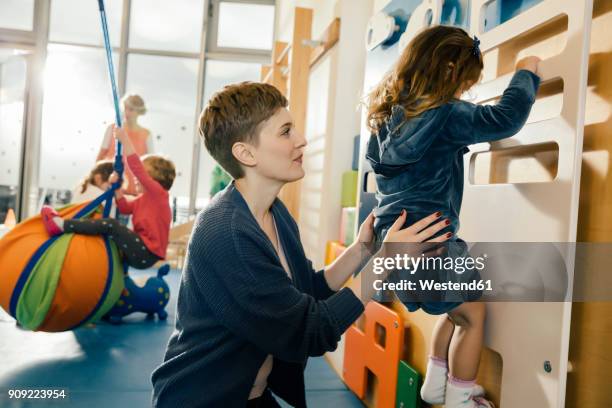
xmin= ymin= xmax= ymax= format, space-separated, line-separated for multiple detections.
xmin=98 ymin=0 xmax=124 ymax=218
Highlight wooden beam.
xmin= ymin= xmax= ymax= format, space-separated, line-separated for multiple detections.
xmin=260 ymin=65 xmax=272 ymax=83
xmin=309 ymin=17 xmax=341 ymax=67
xmin=278 ymin=7 xmax=313 ymax=220
xmin=276 ymin=42 xmax=291 ymax=66
xmin=271 ymin=41 xmax=288 ymax=95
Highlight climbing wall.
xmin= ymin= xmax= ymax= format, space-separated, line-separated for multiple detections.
xmin=355 ymin=0 xmax=598 ymax=406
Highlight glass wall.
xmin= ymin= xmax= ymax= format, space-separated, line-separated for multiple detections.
xmin=49 ymin=0 xmax=123 ymax=46
xmin=40 ymin=45 xmax=117 ymax=198
xmin=0 ymin=0 xmax=35 ymax=31
xmin=216 ymin=2 xmax=275 ymax=50
xmin=126 ymin=54 xmax=199 ymax=198
xmin=0 ymin=52 xmax=27 ymax=224
xmin=38 ymin=0 xmax=205 ymax=215
xmin=5 ymin=0 xmax=274 ymax=220
xmin=130 ymin=0 xmax=204 ymax=52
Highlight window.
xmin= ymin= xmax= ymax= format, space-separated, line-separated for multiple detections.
xmin=49 ymin=0 xmax=124 ymax=47
xmin=129 ymin=0 xmax=205 ymax=53
xmin=216 ymin=1 xmax=275 ymax=51
xmin=126 ymin=54 xmax=200 ymax=198
xmin=0 ymin=0 xmax=35 ymax=31
xmin=39 ymin=45 xmax=118 ymax=193
xmin=0 ymin=53 xmax=27 ymax=222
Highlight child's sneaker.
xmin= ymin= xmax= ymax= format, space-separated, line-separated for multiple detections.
xmin=41 ymin=206 xmax=63 ymax=236
xmin=445 ymin=376 xmax=494 ymax=408
xmin=472 ymin=396 xmax=495 ymax=407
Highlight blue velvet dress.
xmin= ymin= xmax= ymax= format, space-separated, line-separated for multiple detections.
xmin=366 ymin=69 xmax=540 ymax=314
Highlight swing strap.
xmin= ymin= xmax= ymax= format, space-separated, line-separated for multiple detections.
xmin=77 ymin=0 xmax=125 ymax=219
xmin=98 ymin=0 xmax=123 ymax=218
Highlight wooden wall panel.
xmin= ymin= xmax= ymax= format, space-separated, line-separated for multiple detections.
xmin=567 ymin=0 xmax=612 ymax=407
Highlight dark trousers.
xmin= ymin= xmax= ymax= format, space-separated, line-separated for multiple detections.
xmin=64 ymin=218 xmax=159 ymax=269
xmin=246 ymin=389 xmax=281 ymax=408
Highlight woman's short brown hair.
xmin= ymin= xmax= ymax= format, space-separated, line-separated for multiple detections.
xmin=198 ymin=82 xmax=288 ymax=179
xmin=142 ymin=154 xmax=176 ymax=190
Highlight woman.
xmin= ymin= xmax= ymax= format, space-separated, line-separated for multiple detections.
xmin=97 ymin=94 xmax=154 ymax=195
xmin=151 ymin=82 xmax=450 ymax=407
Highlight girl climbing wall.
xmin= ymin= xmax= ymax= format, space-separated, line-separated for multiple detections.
xmin=366 ymin=25 xmax=540 ymax=408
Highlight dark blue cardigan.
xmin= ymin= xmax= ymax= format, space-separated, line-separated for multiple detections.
xmin=151 ymin=183 xmax=364 ymax=407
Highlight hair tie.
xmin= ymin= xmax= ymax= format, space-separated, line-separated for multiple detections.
xmin=471 ymin=35 xmax=481 ymax=58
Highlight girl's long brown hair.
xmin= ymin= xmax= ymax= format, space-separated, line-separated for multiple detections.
xmin=366 ymin=26 xmax=483 ymax=134
xmin=80 ymin=160 xmax=114 ymax=193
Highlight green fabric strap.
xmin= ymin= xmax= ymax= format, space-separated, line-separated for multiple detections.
xmin=16 ymin=205 xmax=118 ymax=330
xmin=16 ymin=234 xmax=72 ymax=330
xmin=86 ymin=242 xmax=124 ymax=324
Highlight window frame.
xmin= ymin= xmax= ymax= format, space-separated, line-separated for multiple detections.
xmin=206 ymin=0 xmax=276 ymax=57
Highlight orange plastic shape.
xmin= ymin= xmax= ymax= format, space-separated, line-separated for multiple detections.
xmin=343 ymin=301 xmax=404 ymax=408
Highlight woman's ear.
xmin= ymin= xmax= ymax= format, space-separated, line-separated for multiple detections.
xmin=231 ymin=142 xmax=257 ymax=168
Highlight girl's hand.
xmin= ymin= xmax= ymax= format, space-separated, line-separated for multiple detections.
xmin=357 ymin=211 xmax=375 ymax=244
xmin=516 ymin=56 xmax=541 ymax=75
xmin=383 ymin=210 xmax=451 ymax=244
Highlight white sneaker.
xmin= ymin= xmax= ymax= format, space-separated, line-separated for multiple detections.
xmin=472 ymin=396 xmax=495 ymax=408
xmin=472 ymin=384 xmax=485 ymax=397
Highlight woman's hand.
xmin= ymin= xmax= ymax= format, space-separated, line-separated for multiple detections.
xmin=113 ymin=125 xmax=128 ymax=143
xmin=357 ymin=211 xmax=375 ymax=244
xmin=516 ymin=56 xmax=541 ymax=76
xmin=383 ymin=210 xmax=451 ymax=244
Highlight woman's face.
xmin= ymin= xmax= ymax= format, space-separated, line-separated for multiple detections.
xmin=245 ymin=107 xmax=306 ymax=184
xmin=123 ymin=103 xmax=139 ymax=121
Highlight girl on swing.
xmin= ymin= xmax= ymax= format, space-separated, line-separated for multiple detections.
xmin=41 ymin=127 xmax=176 ymax=269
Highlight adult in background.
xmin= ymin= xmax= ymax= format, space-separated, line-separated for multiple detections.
xmin=97 ymin=94 xmax=154 ymax=195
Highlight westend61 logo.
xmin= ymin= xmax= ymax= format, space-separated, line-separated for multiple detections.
xmin=372 ymin=253 xmax=487 ymax=275
xmin=371 ymin=252 xmax=492 ymax=293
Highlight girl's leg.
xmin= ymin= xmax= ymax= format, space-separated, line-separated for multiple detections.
xmin=64 ymin=218 xmax=158 ymax=269
xmin=445 ymin=302 xmax=493 ymax=407
xmin=63 ymin=218 xmax=120 ymax=236
xmin=420 ymin=314 xmax=455 ymax=404
xmin=447 ymin=302 xmax=485 ymax=380
xmin=432 ymin=313 xmax=455 ymax=359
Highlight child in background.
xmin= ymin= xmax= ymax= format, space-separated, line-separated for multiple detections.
xmin=41 ymin=127 xmax=176 ymax=269
xmin=70 ymin=159 xmax=117 ymax=217
xmin=366 ymin=26 xmax=540 ymax=407
xmin=71 ymin=159 xmax=113 ymax=202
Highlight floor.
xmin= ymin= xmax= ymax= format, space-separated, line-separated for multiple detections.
xmin=0 ymin=268 xmax=362 ymax=407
